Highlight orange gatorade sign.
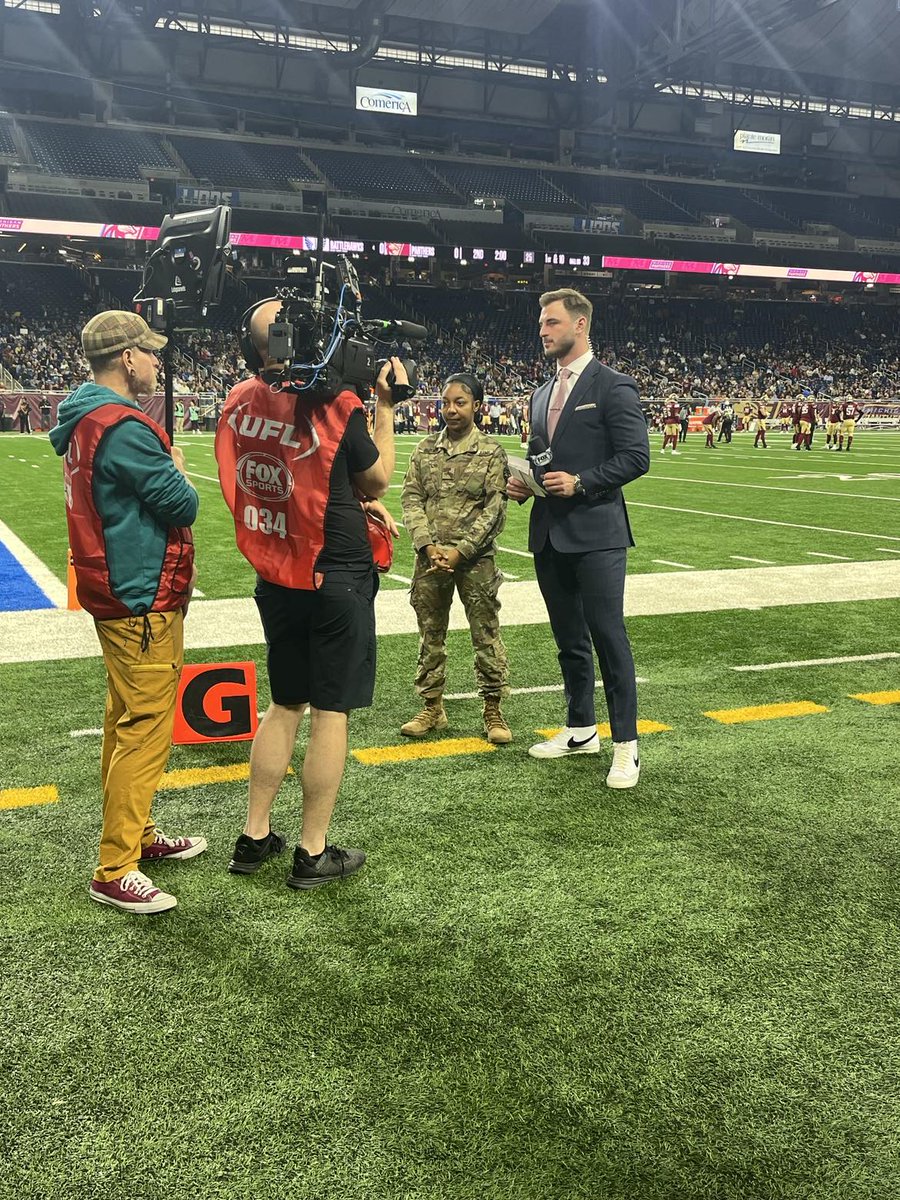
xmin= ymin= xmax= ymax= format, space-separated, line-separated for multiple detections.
xmin=173 ymin=661 xmax=259 ymax=745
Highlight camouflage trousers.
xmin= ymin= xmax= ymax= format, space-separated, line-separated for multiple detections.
xmin=410 ymin=554 xmax=509 ymax=700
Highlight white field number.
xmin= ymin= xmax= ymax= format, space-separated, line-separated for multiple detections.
xmin=243 ymin=504 xmax=287 ymax=539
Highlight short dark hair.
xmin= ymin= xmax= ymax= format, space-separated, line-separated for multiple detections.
xmin=442 ymin=372 xmax=484 ymax=407
xmin=86 ymin=349 xmax=124 ymax=374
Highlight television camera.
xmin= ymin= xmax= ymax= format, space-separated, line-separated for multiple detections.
xmin=240 ymin=253 xmax=426 ymax=403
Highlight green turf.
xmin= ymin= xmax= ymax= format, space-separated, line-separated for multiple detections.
xmin=3 ymin=430 xmax=899 ymax=594
xmin=3 ymin=603 xmax=900 ymax=1199
xmin=3 ymin=427 xmax=900 ymax=1198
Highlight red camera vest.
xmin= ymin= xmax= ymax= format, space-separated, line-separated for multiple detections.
xmin=215 ymin=377 xmax=364 ymax=590
xmin=63 ymin=403 xmax=195 ymax=619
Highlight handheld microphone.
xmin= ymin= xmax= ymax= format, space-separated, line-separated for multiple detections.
xmin=528 ymin=435 xmax=553 ymax=469
xmin=365 ymin=318 xmax=429 ymax=342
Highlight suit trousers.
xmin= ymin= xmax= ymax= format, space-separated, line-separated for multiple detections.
xmin=93 ymin=610 xmax=184 ymax=882
xmin=534 ymin=544 xmax=638 ymax=741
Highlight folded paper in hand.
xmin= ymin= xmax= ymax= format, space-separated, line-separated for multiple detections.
xmin=507 ymin=455 xmax=546 ymax=497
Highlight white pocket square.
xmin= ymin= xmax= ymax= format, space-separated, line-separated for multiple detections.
xmin=574 ymin=402 xmax=597 ymax=411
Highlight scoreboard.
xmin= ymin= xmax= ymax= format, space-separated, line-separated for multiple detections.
xmin=452 ymin=247 xmax=591 ymax=267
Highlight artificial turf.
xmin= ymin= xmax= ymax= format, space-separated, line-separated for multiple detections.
xmin=2 ymin=600 xmax=900 ymax=1199
xmin=2 ymin=427 xmax=900 ymax=1198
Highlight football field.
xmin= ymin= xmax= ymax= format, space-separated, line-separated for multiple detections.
xmin=1 ymin=426 xmax=899 ymax=1200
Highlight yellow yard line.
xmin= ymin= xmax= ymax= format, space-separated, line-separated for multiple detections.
xmin=704 ymin=701 xmax=828 ymax=724
xmin=353 ymin=738 xmax=496 ymax=765
xmin=159 ymin=763 xmax=251 ymax=790
xmin=536 ymin=720 xmax=672 ymax=738
xmin=849 ymin=690 xmax=900 ymax=706
xmin=0 ymin=785 xmax=59 ymax=810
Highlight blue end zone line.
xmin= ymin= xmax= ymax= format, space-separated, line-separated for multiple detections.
xmin=0 ymin=517 xmax=66 ymax=611
xmin=0 ymin=537 xmax=55 ymax=611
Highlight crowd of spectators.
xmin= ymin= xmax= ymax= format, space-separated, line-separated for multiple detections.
xmin=3 ymin=281 xmax=900 ymax=408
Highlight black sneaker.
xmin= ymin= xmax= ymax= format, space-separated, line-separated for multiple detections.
xmin=228 ymin=830 xmax=287 ymax=875
xmin=286 ymin=844 xmax=366 ymax=890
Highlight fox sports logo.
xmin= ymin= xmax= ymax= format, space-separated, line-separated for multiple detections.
xmin=236 ymin=453 xmax=294 ymax=501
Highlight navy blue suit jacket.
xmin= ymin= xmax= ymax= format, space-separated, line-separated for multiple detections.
xmin=529 ymin=358 xmax=650 ymax=554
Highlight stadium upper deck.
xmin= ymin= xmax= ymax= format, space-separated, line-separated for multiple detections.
xmin=2 ymin=118 xmax=899 ymax=257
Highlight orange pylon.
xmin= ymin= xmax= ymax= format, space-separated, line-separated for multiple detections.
xmin=66 ymin=548 xmax=82 ymax=611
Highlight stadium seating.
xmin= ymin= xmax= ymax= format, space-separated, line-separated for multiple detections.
xmin=434 ymin=162 xmax=573 ymax=209
xmin=305 ymin=148 xmax=456 ymax=201
xmin=0 ymin=118 xmax=17 ymax=159
xmin=0 ymin=260 xmax=88 ymax=320
xmin=170 ymin=136 xmax=319 ymax=189
xmin=557 ymin=174 xmax=699 ymax=223
xmin=655 ymin=182 xmax=799 ymax=231
xmin=752 ymin=190 xmax=889 ymax=238
xmin=20 ymin=121 xmax=174 ymax=180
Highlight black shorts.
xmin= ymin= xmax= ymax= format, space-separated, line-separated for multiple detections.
xmin=254 ymin=567 xmax=379 ymax=712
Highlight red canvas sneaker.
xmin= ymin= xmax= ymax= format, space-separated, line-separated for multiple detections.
xmin=89 ymin=870 xmax=177 ymax=914
xmin=140 ymin=831 xmax=208 ymax=862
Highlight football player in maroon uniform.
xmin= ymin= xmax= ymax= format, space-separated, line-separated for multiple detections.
xmin=825 ymin=402 xmax=842 ymax=450
xmin=793 ymin=397 xmax=816 ymax=450
xmin=660 ymin=397 xmax=682 ymax=455
xmin=837 ymin=399 xmax=861 ymax=450
xmin=701 ymin=408 xmax=720 ymax=448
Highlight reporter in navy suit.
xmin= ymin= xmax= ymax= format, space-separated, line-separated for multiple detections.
xmin=507 ymin=289 xmax=650 ymax=788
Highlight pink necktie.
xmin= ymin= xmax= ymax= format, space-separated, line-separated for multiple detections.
xmin=547 ymin=367 xmax=572 ymax=441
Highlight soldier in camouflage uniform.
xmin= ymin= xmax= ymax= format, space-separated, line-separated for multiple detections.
xmin=400 ymin=372 xmax=512 ymax=744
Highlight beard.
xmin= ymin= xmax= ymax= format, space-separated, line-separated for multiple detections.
xmin=543 ymin=335 xmax=575 ymax=361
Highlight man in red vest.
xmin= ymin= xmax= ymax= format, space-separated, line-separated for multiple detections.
xmin=50 ymin=311 xmax=204 ymax=915
xmin=216 ymin=299 xmax=403 ymax=890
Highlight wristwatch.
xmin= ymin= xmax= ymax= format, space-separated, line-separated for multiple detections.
xmin=572 ymin=474 xmax=585 ymax=496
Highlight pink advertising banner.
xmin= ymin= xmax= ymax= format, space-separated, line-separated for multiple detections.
xmin=602 ymin=255 xmax=900 ymax=285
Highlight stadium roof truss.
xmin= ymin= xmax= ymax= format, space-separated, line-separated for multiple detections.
xmin=3 ymin=0 xmax=900 ymax=135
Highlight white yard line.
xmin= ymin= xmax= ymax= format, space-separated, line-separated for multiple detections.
xmin=652 ymin=559 xmax=694 ymax=569
xmin=806 ymin=551 xmax=852 ymax=560
xmin=646 ymin=474 xmax=900 ymax=503
xmin=877 ymin=547 xmax=900 ymax=555
xmin=629 ymin=500 xmax=900 ymax=542
xmin=387 ymin=573 xmax=412 ymax=585
xmin=730 ymin=555 xmax=777 ymax=565
xmin=732 ymin=652 xmax=900 ymax=673
xmin=497 ymin=545 xmax=533 ymax=559
xmin=0 ymin=516 xmax=67 ymax=607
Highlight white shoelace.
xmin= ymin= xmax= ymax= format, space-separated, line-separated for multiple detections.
xmin=152 ymin=831 xmax=186 ymax=849
xmin=121 ymin=870 xmax=157 ymax=897
xmin=610 ymin=742 xmax=637 ymax=772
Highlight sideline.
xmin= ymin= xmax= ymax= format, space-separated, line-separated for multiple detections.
xmin=1 ymin=558 xmax=899 ymax=665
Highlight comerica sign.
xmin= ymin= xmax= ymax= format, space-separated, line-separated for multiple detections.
xmin=355 ymin=86 xmax=418 ymax=116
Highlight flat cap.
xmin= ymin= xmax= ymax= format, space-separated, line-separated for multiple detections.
xmin=81 ymin=310 xmax=167 ymax=358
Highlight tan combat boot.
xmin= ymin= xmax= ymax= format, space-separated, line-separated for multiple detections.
xmin=400 ymin=698 xmax=449 ymax=738
xmin=483 ymin=697 xmax=512 ymax=744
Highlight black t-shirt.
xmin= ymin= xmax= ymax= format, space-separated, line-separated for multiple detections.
xmin=318 ymin=407 xmax=379 ymax=571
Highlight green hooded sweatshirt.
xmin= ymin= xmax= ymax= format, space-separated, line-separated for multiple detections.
xmin=50 ymin=383 xmax=199 ymax=615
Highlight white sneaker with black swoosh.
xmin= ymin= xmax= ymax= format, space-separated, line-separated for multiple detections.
xmin=606 ymin=740 xmax=640 ymax=789
xmin=528 ymin=729 xmax=600 ymax=759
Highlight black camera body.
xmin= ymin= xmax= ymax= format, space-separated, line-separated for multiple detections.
xmin=240 ymin=254 xmax=426 ymax=402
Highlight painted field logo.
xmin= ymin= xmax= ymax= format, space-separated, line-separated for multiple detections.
xmin=236 ymin=453 xmax=293 ymax=501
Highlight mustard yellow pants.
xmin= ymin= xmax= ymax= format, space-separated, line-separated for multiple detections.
xmin=93 ymin=610 xmax=184 ymax=882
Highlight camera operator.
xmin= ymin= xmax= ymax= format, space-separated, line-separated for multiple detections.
xmin=215 ymin=298 xmax=405 ymax=890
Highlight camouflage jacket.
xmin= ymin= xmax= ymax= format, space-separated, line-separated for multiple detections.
xmin=401 ymin=425 xmax=509 ymax=561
